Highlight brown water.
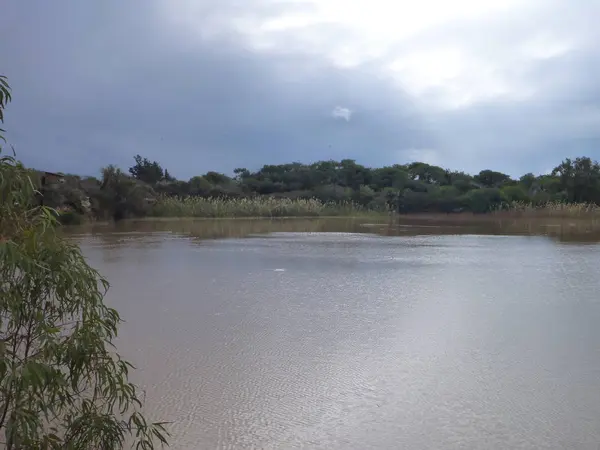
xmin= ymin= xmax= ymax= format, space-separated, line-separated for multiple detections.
xmin=70 ymin=218 xmax=600 ymax=449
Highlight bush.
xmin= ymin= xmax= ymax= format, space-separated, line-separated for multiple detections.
xmin=501 ymin=185 xmax=530 ymax=203
xmin=57 ymin=208 xmax=84 ymax=225
xmin=460 ymin=188 xmax=505 ymax=213
xmin=96 ymin=165 xmax=156 ymax=220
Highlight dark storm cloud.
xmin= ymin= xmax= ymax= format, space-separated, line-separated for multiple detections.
xmin=0 ymin=0 xmax=427 ymax=178
xmin=1 ymin=0 xmax=600 ymax=179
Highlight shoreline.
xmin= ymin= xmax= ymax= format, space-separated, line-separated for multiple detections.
xmin=65 ymin=212 xmax=600 ymax=225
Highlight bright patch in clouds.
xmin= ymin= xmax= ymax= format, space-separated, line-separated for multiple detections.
xmin=521 ymin=33 xmax=574 ymax=61
xmin=331 ymin=106 xmax=352 ymax=121
xmin=164 ymin=0 xmax=561 ymax=109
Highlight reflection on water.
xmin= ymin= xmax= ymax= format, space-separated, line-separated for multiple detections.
xmin=70 ymin=218 xmax=600 ymax=449
xmin=67 ymin=215 xmax=600 ymax=243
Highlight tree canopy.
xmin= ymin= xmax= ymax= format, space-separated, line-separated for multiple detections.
xmin=139 ymin=157 xmax=600 ymax=214
xmin=129 ymin=155 xmax=167 ymax=185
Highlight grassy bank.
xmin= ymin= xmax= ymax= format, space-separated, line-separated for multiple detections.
xmin=383 ymin=203 xmax=600 ymax=225
xmin=149 ymin=195 xmax=387 ymax=218
xmin=497 ymin=201 xmax=600 ymax=218
xmin=148 ymin=196 xmax=600 ymax=220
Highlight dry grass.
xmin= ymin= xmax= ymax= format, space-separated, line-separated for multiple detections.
xmin=150 ymin=195 xmax=384 ymax=218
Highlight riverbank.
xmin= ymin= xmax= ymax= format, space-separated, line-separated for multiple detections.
xmin=148 ymin=196 xmax=600 ymax=219
xmin=52 ymin=188 xmax=600 ymax=224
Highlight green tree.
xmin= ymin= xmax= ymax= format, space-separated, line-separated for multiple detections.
xmin=188 ymin=176 xmax=212 ymax=196
xmin=519 ymin=173 xmax=536 ymax=191
xmin=203 ymin=171 xmax=231 ymax=186
xmin=338 ymin=159 xmax=369 ymax=190
xmin=233 ymin=168 xmax=250 ymax=181
xmin=433 ymin=186 xmax=462 ymax=212
xmin=461 ymin=188 xmax=505 ymax=213
xmin=0 ymin=77 xmax=168 ymax=449
xmin=0 ymin=76 xmax=10 ymax=137
xmin=407 ymin=162 xmax=447 ymax=185
xmin=501 ymin=185 xmax=530 ymax=203
xmin=474 ymin=169 xmax=511 ymax=188
xmin=353 ymin=184 xmax=376 ymax=205
xmin=99 ymin=165 xmax=155 ymax=220
xmin=163 ymin=169 xmax=175 ymax=182
xmin=552 ymin=157 xmax=600 ymax=203
xmin=128 ymin=155 xmax=165 ymax=185
xmin=370 ymin=166 xmax=408 ymax=190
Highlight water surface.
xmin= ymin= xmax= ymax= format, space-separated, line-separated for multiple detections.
xmin=72 ymin=218 xmax=600 ymax=449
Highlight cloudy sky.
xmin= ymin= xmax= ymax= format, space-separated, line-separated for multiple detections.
xmin=1 ymin=0 xmax=599 ymax=179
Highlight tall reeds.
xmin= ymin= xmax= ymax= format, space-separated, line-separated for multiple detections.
xmin=497 ymin=201 xmax=600 ymax=217
xmin=150 ymin=196 xmax=380 ymax=218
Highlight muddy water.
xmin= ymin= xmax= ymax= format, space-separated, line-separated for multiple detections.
xmin=70 ymin=218 xmax=600 ymax=449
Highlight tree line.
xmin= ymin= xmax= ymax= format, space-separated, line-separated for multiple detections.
xmin=37 ymin=153 xmax=600 ymax=220
xmin=128 ymin=154 xmax=600 ymax=212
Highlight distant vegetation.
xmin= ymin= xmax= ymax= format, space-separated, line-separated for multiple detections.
xmin=35 ymin=153 xmax=600 ymax=221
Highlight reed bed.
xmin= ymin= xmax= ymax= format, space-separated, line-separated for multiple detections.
xmin=150 ymin=195 xmax=382 ymax=218
xmin=496 ymin=201 xmax=600 ymax=217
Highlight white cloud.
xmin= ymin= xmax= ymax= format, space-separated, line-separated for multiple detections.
xmin=521 ymin=32 xmax=575 ymax=61
xmin=331 ymin=106 xmax=352 ymax=121
xmin=161 ymin=0 xmax=575 ymax=110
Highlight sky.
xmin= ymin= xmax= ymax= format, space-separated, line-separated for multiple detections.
xmin=1 ymin=0 xmax=599 ymax=179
